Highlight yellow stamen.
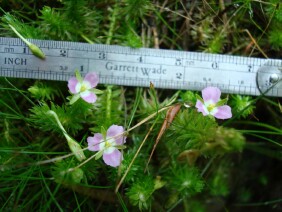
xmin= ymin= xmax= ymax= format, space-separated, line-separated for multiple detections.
xmin=207 ymin=104 xmax=216 ymax=112
xmin=105 ymin=141 xmax=112 ymax=148
xmin=80 ymin=84 xmax=87 ymax=92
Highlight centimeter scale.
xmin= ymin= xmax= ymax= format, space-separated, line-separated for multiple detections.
xmin=0 ymin=37 xmax=282 ymax=96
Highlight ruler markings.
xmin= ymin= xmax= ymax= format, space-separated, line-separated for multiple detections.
xmin=1 ymin=37 xmax=282 ymax=96
xmin=2 ymin=43 xmax=263 ymax=68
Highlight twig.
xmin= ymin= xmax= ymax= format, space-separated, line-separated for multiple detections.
xmin=115 ymin=119 xmax=158 ymax=193
xmin=242 ymin=29 xmax=268 ymax=58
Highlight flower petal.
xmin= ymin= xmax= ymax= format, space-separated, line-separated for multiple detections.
xmin=103 ymin=149 xmax=123 ymax=167
xmin=80 ymin=91 xmax=97 ymax=103
xmin=107 ymin=125 xmax=126 ymax=145
xmin=202 ymin=87 xmax=221 ymax=102
xmin=87 ymin=133 xmax=103 ymax=151
xmin=214 ymin=105 xmax=232 ymax=119
xmin=68 ymin=77 xmax=79 ymax=94
xmin=195 ymin=100 xmax=208 ymax=116
xmin=84 ymin=72 xmax=99 ymax=88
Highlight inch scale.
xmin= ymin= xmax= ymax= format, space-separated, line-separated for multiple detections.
xmin=0 ymin=37 xmax=282 ymax=96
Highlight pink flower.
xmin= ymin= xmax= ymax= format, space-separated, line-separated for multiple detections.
xmin=196 ymin=87 xmax=232 ymax=119
xmin=68 ymin=72 xmax=99 ymax=103
xmin=87 ymin=125 xmax=126 ymax=167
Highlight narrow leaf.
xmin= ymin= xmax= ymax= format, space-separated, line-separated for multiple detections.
xmin=69 ymin=94 xmax=80 ymax=105
xmin=115 ymin=145 xmax=127 ymax=150
xmin=95 ymin=150 xmax=104 ymax=160
xmin=196 ymin=94 xmax=204 ymax=103
xmin=75 ymin=70 xmax=84 ymax=83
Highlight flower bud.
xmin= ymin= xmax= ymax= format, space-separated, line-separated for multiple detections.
xmin=66 ymin=136 xmax=86 ymax=161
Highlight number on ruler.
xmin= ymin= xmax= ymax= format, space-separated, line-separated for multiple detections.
xmin=4 ymin=47 xmax=14 ymax=53
xmin=176 ymin=73 xmax=182 ymax=79
xmin=248 ymin=65 xmax=253 ymax=72
xmin=60 ymin=49 xmax=67 ymax=57
xmin=138 ymin=56 xmax=143 ymax=63
xmin=264 ymin=80 xmax=270 ymax=87
xmin=175 ymin=58 xmax=182 ymax=66
xmin=212 ymin=62 xmax=219 ymax=69
xmin=203 ymin=77 xmax=211 ymax=82
xmin=186 ymin=60 xmax=195 ymax=66
xmin=99 ymin=52 xmax=107 ymax=60
xmin=60 ymin=66 xmax=68 ymax=71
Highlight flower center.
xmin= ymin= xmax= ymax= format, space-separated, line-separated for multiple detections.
xmin=76 ymin=81 xmax=91 ymax=93
xmin=80 ymin=84 xmax=87 ymax=92
xmin=207 ymin=103 xmax=216 ymax=112
xmin=100 ymin=137 xmax=116 ymax=154
xmin=104 ymin=139 xmax=113 ymax=148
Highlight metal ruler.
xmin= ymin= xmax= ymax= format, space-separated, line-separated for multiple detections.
xmin=1 ymin=37 xmax=282 ymax=96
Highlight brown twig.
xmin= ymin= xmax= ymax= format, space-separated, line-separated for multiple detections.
xmin=242 ymin=29 xmax=268 ymax=58
xmin=145 ymin=104 xmax=181 ymax=171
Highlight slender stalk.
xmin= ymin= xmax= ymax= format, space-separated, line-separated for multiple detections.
xmin=106 ymin=86 xmax=112 ymax=123
xmin=115 ymin=117 xmax=160 ymax=193
xmin=9 ymin=24 xmax=45 ymax=59
xmin=47 ymin=110 xmax=86 ymax=161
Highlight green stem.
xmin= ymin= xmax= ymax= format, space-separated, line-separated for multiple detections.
xmin=183 ymin=198 xmax=189 ymax=212
xmin=47 ymin=110 xmax=86 ymax=161
xmin=47 ymin=110 xmax=67 ymax=136
xmin=66 ymin=151 xmax=98 ymax=173
xmin=167 ymin=198 xmax=183 ymax=212
xmin=115 ymin=114 xmax=160 ymax=193
xmin=9 ymin=24 xmax=45 ymax=59
xmin=106 ymin=2 xmax=119 ymax=45
xmin=80 ymin=33 xmax=94 ymax=44
xmin=106 ymin=85 xmax=112 ymax=124
xmin=9 ymin=24 xmax=31 ymax=46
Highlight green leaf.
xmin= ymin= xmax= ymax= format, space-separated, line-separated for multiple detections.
xmin=215 ymin=98 xmax=228 ymax=107
xmin=101 ymin=126 xmax=107 ymax=139
xmin=69 ymin=94 xmax=80 ymax=105
xmin=90 ymin=88 xmax=104 ymax=94
xmin=115 ymin=145 xmax=127 ymax=150
xmin=195 ymin=94 xmax=204 ymax=104
xmin=95 ymin=150 xmax=104 ymax=160
xmin=75 ymin=70 xmax=83 ymax=82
